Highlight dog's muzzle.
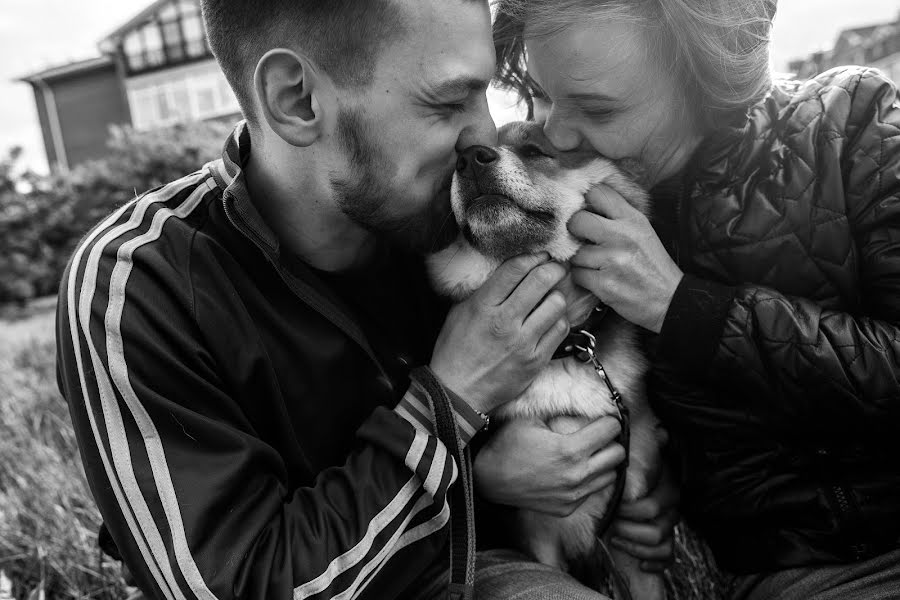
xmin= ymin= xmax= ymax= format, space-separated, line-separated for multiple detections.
xmin=456 ymin=145 xmax=499 ymax=181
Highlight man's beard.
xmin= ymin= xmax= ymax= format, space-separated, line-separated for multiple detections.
xmin=330 ymin=108 xmax=458 ymax=253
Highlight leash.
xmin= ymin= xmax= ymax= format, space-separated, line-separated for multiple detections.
xmin=553 ymin=308 xmax=633 ymax=600
xmin=570 ymin=328 xmax=631 ymax=540
xmin=575 ymin=331 xmax=633 ymax=600
xmin=412 ymin=367 xmax=477 ymax=600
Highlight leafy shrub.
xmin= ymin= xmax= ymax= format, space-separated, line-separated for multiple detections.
xmin=0 ymin=120 xmax=234 ymax=305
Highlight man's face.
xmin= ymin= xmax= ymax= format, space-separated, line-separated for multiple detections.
xmin=329 ymin=0 xmax=497 ymax=254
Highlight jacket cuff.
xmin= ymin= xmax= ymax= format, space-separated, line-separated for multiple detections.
xmin=393 ymin=373 xmax=485 ymax=448
xmin=658 ymin=274 xmax=736 ymax=375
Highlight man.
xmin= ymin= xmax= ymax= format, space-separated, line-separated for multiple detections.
xmin=56 ymin=1 xmax=669 ymax=598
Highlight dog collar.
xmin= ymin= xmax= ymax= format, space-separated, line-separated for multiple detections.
xmin=552 ymin=303 xmax=611 ymax=361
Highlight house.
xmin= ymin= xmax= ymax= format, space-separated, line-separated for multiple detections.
xmin=18 ymin=0 xmax=240 ymax=172
xmin=789 ymin=14 xmax=900 ymax=82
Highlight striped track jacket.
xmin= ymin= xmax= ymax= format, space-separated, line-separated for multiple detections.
xmin=56 ymin=122 xmax=485 ymax=599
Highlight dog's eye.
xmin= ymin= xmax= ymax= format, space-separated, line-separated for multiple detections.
xmin=520 ymin=144 xmax=550 ymax=159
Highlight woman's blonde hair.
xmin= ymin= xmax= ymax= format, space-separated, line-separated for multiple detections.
xmin=494 ymin=0 xmax=777 ymax=130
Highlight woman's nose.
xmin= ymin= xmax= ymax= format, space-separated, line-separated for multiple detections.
xmin=542 ymin=116 xmax=581 ymax=152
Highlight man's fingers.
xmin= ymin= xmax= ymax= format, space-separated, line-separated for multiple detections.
xmin=609 ymin=518 xmax=674 ymax=547
xmin=478 ymin=252 xmax=551 ymax=305
xmin=534 ymin=316 xmax=570 ymax=359
xmin=610 ymin=533 xmax=674 ymax=561
xmin=585 ymin=442 xmax=627 ymax=476
xmin=579 ymin=471 xmax=617 ymax=497
xmin=523 ymin=290 xmax=568 ymax=338
xmin=567 ymin=416 xmax=622 ymax=456
xmin=505 ymin=261 xmax=568 ymax=317
xmin=586 ymin=184 xmax=639 ymax=220
xmin=639 ymin=560 xmax=673 ymax=574
xmin=617 ymin=485 xmax=680 ymax=521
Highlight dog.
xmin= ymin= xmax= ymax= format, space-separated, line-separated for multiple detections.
xmin=427 ymin=121 xmax=666 ymax=599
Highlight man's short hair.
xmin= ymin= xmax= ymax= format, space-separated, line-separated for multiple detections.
xmin=201 ymin=0 xmax=408 ymax=124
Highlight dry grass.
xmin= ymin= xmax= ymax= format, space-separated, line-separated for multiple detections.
xmin=666 ymin=524 xmax=728 ymax=599
xmin=0 ymin=331 xmax=128 ymax=599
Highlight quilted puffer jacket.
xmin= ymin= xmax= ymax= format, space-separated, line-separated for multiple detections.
xmin=650 ymin=67 xmax=900 ymax=574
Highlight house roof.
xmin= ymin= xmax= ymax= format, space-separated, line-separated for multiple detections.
xmin=16 ymin=55 xmax=114 ymax=84
xmin=839 ymin=24 xmax=881 ymax=40
xmin=98 ymin=0 xmax=170 ymax=50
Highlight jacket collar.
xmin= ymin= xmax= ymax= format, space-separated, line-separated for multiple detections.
xmin=206 ymin=121 xmax=280 ymax=256
xmin=206 ymin=121 xmax=391 ymax=380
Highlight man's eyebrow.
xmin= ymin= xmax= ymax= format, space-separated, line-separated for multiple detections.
xmin=427 ymin=76 xmax=490 ymax=99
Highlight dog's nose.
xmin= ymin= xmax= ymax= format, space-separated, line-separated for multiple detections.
xmin=457 ymin=145 xmax=499 ymax=179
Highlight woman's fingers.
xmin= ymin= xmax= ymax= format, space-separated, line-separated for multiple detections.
xmin=585 ymin=184 xmax=640 ymax=220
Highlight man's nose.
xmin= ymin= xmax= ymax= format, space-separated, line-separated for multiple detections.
xmin=456 ymin=104 xmax=498 ymax=152
xmin=456 ymin=145 xmax=499 ymax=180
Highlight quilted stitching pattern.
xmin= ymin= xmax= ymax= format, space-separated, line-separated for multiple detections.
xmin=657 ymin=67 xmax=900 ymax=570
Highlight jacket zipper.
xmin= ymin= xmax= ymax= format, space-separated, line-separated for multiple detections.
xmin=221 ymin=195 xmax=391 ymax=381
xmin=816 ymin=448 xmax=867 ymax=560
xmin=674 ymin=179 xmax=687 ymax=268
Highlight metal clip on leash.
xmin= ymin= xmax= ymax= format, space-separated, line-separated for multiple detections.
xmin=574 ymin=330 xmax=634 ymax=600
xmin=573 ymin=330 xmax=628 ymax=425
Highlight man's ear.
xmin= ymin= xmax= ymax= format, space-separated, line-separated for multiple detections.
xmin=253 ymin=49 xmax=330 ymax=147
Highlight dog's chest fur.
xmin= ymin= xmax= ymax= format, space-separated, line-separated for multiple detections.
xmin=497 ymin=319 xmax=645 ymax=424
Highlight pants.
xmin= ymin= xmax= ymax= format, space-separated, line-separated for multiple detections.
xmin=728 ymin=547 xmax=900 ymax=600
xmin=412 ymin=549 xmax=611 ymax=600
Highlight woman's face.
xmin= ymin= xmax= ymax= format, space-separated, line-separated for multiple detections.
xmin=525 ymin=18 xmax=703 ymax=186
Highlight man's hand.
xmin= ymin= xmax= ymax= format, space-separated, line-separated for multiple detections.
xmin=568 ymin=185 xmax=683 ymax=333
xmin=430 ymin=253 xmax=570 ymax=414
xmin=609 ymin=466 xmax=680 ymax=573
xmin=473 ymin=417 xmax=625 ymax=516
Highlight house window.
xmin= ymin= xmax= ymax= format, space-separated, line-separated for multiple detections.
xmin=161 ymin=20 xmax=185 ymax=62
xmin=120 ymin=0 xmax=210 ymax=75
xmin=124 ymin=31 xmax=145 ymax=71
xmin=128 ymin=71 xmax=240 ymax=131
xmin=143 ymin=24 xmax=165 ymax=68
xmin=181 ymin=8 xmax=206 ymax=58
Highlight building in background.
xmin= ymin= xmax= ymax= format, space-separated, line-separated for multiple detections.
xmin=17 ymin=0 xmax=240 ymax=172
xmin=789 ymin=13 xmax=900 ymax=82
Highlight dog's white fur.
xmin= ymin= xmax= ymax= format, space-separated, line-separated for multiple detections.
xmin=427 ymin=122 xmax=665 ymax=599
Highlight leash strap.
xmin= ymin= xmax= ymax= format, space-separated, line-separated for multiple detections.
xmin=572 ymin=331 xmax=631 ymax=540
xmin=411 ymin=367 xmax=477 ymax=600
xmin=572 ymin=333 xmax=633 ymax=600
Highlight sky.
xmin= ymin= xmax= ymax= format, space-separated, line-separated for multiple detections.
xmin=1 ymin=0 xmax=899 ymax=174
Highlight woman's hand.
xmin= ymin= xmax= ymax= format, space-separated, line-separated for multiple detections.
xmin=568 ymin=185 xmax=683 ymax=333
xmin=609 ymin=466 xmax=681 ymax=573
xmin=473 ymin=417 xmax=625 ymax=517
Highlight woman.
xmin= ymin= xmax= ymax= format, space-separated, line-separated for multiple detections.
xmin=491 ymin=0 xmax=900 ymax=598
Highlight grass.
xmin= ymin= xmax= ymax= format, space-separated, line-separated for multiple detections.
xmin=666 ymin=525 xmax=728 ymax=599
xmin=0 ymin=300 xmax=726 ymax=599
xmin=0 ymin=332 xmax=129 ymax=599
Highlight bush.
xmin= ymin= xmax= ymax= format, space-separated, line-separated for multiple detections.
xmin=0 ymin=120 xmax=234 ymax=305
